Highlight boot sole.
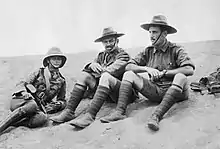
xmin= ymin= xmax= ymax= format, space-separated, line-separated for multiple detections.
xmin=147 ymin=123 xmax=159 ymax=131
xmin=100 ymin=119 xmax=110 ymax=123
xmin=100 ymin=116 xmax=126 ymax=123
xmin=69 ymin=122 xmax=86 ymax=129
xmin=50 ymin=119 xmax=64 ymax=124
xmin=49 ymin=115 xmax=76 ymax=124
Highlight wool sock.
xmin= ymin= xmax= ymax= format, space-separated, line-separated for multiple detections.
xmin=153 ymin=86 xmax=182 ymax=120
xmin=66 ymin=83 xmax=87 ymax=111
xmin=88 ymin=85 xmax=110 ymax=118
xmin=116 ymin=80 xmax=133 ymax=114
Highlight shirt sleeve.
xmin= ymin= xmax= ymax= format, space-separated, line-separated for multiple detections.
xmin=176 ymin=47 xmax=195 ymax=70
xmin=129 ymin=49 xmax=147 ymax=66
xmin=105 ymin=50 xmax=130 ymax=76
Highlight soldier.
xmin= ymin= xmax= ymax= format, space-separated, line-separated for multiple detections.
xmin=51 ymin=27 xmax=131 ymax=128
xmin=0 ymin=47 xmax=67 ymax=134
xmin=99 ymin=15 xmax=195 ymax=132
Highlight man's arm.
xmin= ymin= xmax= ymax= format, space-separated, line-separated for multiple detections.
xmin=83 ymin=53 xmax=104 ymax=74
xmin=125 ymin=48 xmax=161 ymax=76
xmin=125 ymin=63 xmax=148 ymax=73
xmin=167 ymin=47 xmax=195 ymax=77
xmin=44 ymin=80 xmax=67 ymax=113
xmin=104 ymin=51 xmax=130 ymax=76
xmin=164 ymin=66 xmax=194 ymax=78
xmin=161 ymin=46 xmax=195 ymax=79
xmin=125 ymin=48 xmax=151 ymax=73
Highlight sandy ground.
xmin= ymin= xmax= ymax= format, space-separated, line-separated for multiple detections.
xmin=0 ymin=40 xmax=220 ymax=149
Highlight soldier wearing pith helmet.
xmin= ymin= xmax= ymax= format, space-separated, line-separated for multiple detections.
xmin=0 ymin=47 xmax=67 ymax=134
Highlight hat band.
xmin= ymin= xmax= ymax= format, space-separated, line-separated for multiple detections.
xmin=152 ymin=20 xmax=168 ymax=25
xmin=102 ymin=31 xmax=117 ymax=36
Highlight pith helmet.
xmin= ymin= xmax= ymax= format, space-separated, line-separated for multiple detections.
xmin=43 ymin=47 xmax=67 ymax=68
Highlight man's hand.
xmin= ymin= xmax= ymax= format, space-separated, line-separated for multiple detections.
xmin=89 ymin=62 xmax=104 ymax=74
xmin=45 ymin=101 xmax=62 ymax=114
xmin=146 ymin=67 xmax=166 ymax=81
xmin=21 ymin=92 xmax=33 ymax=100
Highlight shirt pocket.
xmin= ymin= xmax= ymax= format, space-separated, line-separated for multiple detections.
xmin=159 ymin=60 xmax=176 ymax=70
xmin=166 ymin=62 xmax=177 ymax=70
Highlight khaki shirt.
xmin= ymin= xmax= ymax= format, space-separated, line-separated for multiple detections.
xmin=130 ymin=41 xmax=195 ymax=89
xmin=83 ymin=47 xmax=130 ymax=80
xmin=13 ymin=67 xmax=66 ymax=105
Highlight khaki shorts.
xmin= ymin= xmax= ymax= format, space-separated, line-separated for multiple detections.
xmin=140 ymin=77 xmax=189 ymax=103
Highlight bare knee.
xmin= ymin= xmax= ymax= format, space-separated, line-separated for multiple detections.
xmin=77 ymin=71 xmax=96 ymax=85
xmin=77 ymin=71 xmax=93 ymax=82
xmin=123 ymin=71 xmax=136 ymax=82
xmin=173 ymin=73 xmax=187 ymax=86
xmin=99 ymin=72 xmax=116 ymax=87
xmin=99 ymin=72 xmax=112 ymax=84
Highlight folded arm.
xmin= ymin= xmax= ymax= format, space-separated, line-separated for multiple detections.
xmin=165 ymin=66 xmax=194 ymax=78
xmin=104 ymin=51 xmax=130 ymax=76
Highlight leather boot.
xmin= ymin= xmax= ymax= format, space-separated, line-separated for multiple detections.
xmin=100 ymin=81 xmax=133 ymax=123
xmin=0 ymin=108 xmax=26 ymax=134
xmin=50 ymin=109 xmax=75 ymax=124
xmin=70 ymin=85 xmax=110 ymax=128
xmin=147 ymin=114 xmax=160 ymax=131
xmin=69 ymin=113 xmax=94 ymax=128
xmin=100 ymin=110 xmax=126 ymax=123
xmin=147 ymin=87 xmax=182 ymax=131
xmin=50 ymin=83 xmax=86 ymax=124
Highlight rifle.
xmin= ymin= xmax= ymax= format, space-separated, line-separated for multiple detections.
xmin=25 ymin=84 xmax=47 ymax=114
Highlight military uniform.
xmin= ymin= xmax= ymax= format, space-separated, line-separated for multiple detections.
xmin=67 ymin=28 xmax=134 ymax=128
xmin=11 ymin=67 xmax=66 ymax=115
xmin=99 ymin=15 xmax=195 ymax=131
xmin=83 ymin=47 xmax=130 ymax=89
xmin=51 ymin=27 xmax=131 ymax=126
xmin=0 ymin=47 xmax=67 ymax=134
xmin=83 ymin=46 xmax=132 ymax=100
xmin=130 ymin=41 xmax=195 ymax=101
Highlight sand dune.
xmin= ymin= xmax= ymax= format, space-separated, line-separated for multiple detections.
xmin=0 ymin=40 xmax=220 ymax=149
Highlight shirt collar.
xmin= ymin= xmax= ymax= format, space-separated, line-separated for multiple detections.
xmin=153 ymin=40 xmax=169 ymax=54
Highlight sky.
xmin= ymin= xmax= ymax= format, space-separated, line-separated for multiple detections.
xmin=0 ymin=0 xmax=219 ymax=56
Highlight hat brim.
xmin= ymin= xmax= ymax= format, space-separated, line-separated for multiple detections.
xmin=43 ymin=54 xmax=67 ymax=68
xmin=141 ymin=23 xmax=177 ymax=34
xmin=94 ymin=33 xmax=124 ymax=42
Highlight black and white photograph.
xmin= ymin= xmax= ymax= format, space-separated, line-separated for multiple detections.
xmin=0 ymin=0 xmax=220 ymax=148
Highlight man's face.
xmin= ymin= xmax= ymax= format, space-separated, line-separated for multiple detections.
xmin=149 ymin=26 xmax=166 ymax=46
xmin=102 ymin=37 xmax=117 ymax=51
xmin=49 ymin=56 xmax=62 ymax=68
